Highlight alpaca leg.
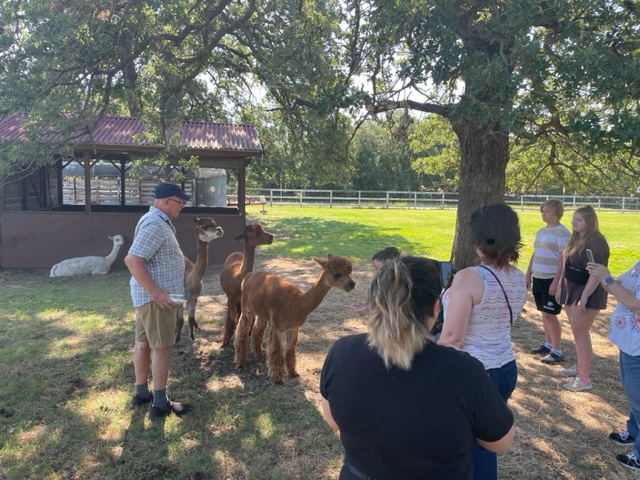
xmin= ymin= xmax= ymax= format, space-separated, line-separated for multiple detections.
xmin=174 ymin=306 xmax=185 ymax=344
xmin=234 ymin=312 xmax=255 ymax=369
xmin=267 ymin=328 xmax=285 ymax=384
xmin=221 ymin=298 xmax=239 ymax=347
xmin=188 ymin=296 xmax=199 ymax=342
xmin=251 ymin=317 xmax=268 ymax=361
xmin=284 ymin=329 xmax=299 ymax=377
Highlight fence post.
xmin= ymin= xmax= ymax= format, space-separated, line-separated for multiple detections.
xmin=358 ymin=191 xmax=361 ymax=208
xmin=622 ymin=197 xmax=626 ymax=213
xmin=330 ymin=190 xmax=333 ymax=208
xmin=386 ymin=191 xmax=389 ymax=209
xmin=520 ymin=195 xmax=524 ymax=211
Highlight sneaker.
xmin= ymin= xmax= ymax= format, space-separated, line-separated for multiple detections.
xmin=540 ymin=352 xmax=564 ymax=364
xmin=129 ymin=393 xmax=153 ymax=409
xmin=610 ymin=431 xmax=636 ymax=445
xmin=563 ymin=376 xmax=593 ymax=392
xmin=531 ymin=345 xmax=551 ymax=355
xmin=148 ymin=400 xmax=192 ymax=420
xmin=616 ymin=452 xmax=640 ymax=471
xmin=559 ymin=365 xmax=577 ymax=376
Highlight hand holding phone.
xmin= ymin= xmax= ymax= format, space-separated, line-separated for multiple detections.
xmin=586 ymin=249 xmax=595 ymax=263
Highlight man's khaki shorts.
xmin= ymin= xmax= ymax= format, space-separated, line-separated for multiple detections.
xmin=135 ymin=302 xmax=177 ymax=349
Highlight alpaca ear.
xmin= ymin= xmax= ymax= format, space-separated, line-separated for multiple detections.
xmin=326 ymin=253 xmax=334 ymax=259
xmin=234 ymin=232 xmax=246 ymax=241
xmin=193 ymin=217 xmax=200 ymax=223
xmin=314 ymin=257 xmax=328 ymax=267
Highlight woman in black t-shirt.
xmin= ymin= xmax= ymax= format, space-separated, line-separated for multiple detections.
xmin=320 ymin=256 xmax=515 ymax=480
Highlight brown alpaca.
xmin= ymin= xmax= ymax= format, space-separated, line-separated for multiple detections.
xmin=175 ymin=217 xmax=224 ymax=343
xmin=219 ymin=223 xmax=274 ymax=346
xmin=234 ymin=254 xmax=355 ymax=384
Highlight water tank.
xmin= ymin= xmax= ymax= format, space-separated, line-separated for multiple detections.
xmin=195 ymin=168 xmax=227 ymax=207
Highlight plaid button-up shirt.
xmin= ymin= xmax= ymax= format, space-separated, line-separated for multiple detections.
xmin=128 ymin=206 xmax=185 ymax=307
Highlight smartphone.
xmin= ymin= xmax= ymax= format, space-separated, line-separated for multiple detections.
xmin=586 ymin=249 xmax=595 ymax=263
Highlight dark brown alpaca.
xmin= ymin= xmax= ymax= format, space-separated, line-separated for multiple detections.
xmin=219 ymin=223 xmax=274 ymax=346
xmin=175 ymin=217 xmax=224 ymax=343
xmin=234 ymin=254 xmax=355 ymax=384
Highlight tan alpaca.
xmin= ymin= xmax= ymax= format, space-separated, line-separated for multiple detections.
xmin=175 ymin=217 xmax=224 ymax=343
xmin=234 ymin=254 xmax=355 ymax=384
xmin=219 ymin=223 xmax=274 ymax=346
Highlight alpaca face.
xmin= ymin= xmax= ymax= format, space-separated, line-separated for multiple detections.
xmin=234 ymin=223 xmax=274 ymax=247
xmin=194 ymin=217 xmax=224 ymax=242
xmin=316 ymin=254 xmax=356 ymax=292
xmin=109 ymin=235 xmax=125 ymax=246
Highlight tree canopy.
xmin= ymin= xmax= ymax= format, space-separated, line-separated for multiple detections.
xmin=1 ymin=0 xmax=639 ymax=267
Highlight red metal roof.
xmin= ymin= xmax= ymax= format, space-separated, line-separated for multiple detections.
xmin=0 ymin=113 xmax=262 ymax=153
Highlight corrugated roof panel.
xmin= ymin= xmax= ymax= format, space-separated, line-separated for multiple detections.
xmin=0 ymin=113 xmax=262 ymax=153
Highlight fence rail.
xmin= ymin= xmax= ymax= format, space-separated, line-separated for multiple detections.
xmin=246 ymin=188 xmax=640 ymax=212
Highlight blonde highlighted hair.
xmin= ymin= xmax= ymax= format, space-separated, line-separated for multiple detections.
xmin=366 ymin=257 xmax=441 ymax=370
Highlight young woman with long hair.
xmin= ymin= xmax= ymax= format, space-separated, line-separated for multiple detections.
xmin=438 ymin=203 xmax=527 ymax=480
xmin=320 ymin=256 xmax=515 ymax=480
xmin=556 ymin=205 xmax=610 ymax=392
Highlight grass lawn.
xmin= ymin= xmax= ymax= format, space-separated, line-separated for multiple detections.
xmin=247 ymin=205 xmax=640 ymax=276
xmin=0 ymin=204 xmax=638 ymax=479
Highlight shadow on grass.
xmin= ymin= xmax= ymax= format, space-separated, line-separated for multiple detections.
xmin=251 ymin=216 xmax=417 ymax=262
xmin=0 ymin=268 xmax=342 ymax=479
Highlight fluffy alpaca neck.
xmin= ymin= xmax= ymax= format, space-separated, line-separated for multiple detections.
xmin=297 ymin=272 xmax=332 ymax=316
xmin=239 ymin=243 xmax=257 ymax=277
xmin=192 ymin=238 xmax=210 ymax=278
xmin=105 ymin=242 xmax=122 ymax=266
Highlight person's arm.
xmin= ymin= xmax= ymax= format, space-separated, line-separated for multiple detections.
xmin=320 ymin=395 xmax=339 ymax=432
xmin=525 ymin=255 xmax=534 ymax=290
xmin=587 ymin=263 xmax=640 ymax=315
xmin=555 ymin=252 xmax=566 ymax=304
xmin=124 ymin=253 xmax=173 ymax=310
xmin=438 ymin=268 xmax=482 ymax=348
xmin=478 ymin=424 xmax=515 ymax=453
xmin=577 ymin=275 xmax=600 ymax=313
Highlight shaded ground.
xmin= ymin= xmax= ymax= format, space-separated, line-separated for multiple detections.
xmin=1 ymin=254 xmax=637 ymax=479
xmin=172 ymin=251 xmax=637 ymax=479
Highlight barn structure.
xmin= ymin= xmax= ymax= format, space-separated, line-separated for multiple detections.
xmin=0 ymin=113 xmax=262 ymax=270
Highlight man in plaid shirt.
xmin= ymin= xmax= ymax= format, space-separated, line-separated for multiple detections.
xmin=125 ymin=182 xmax=192 ymax=420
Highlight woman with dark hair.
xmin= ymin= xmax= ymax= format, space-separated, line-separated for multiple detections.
xmin=320 ymin=256 xmax=515 ymax=480
xmin=438 ymin=203 xmax=527 ymax=480
xmin=555 ymin=205 xmax=609 ymax=391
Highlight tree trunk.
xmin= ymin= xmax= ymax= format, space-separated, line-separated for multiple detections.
xmin=450 ymin=119 xmax=509 ymax=270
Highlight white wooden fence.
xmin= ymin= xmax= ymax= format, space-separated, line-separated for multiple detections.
xmin=246 ymin=188 xmax=640 ymax=212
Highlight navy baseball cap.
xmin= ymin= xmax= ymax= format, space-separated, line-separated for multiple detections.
xmin=154 ymin=182 xmax=191 ymax=201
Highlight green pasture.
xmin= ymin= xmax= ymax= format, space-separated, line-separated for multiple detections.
xmin=0 ymin=204 xmax=639 ymax=479
xmin=246 ymin=205 xmax=640 ymax=276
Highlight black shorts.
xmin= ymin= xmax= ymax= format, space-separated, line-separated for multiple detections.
xmin=532 ymin=277 xmax=562 ymax=315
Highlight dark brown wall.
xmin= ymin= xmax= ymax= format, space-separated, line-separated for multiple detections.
xmin=0 ymin=211 xmax=245 ymax=270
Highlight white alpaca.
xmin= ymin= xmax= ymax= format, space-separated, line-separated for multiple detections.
xmin=50 ymin=235 xmax=126 ymax=277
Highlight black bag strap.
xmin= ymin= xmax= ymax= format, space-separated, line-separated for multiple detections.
xmin=478 ymin=265 xmax=513 ymax=325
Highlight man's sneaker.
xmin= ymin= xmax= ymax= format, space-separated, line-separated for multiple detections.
xmin=616 ymin=452 xmax=640 ymax=471
xmin=148 ymin=400 xmax=192 ymax=420
xmin=540 ymin=352 xmax=564 ymax=364
xmin=563 ymin=376 xmax=593 ymax=392
xmin=530 ymin=345 xmax=551 ymax=355
xmin=129 ymin=393 xmax=153 ymax=409
xmin=610 ymin=431 xmax=636 ymax=445
xmin=559 ymin=365 xmax=577 ymax=376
